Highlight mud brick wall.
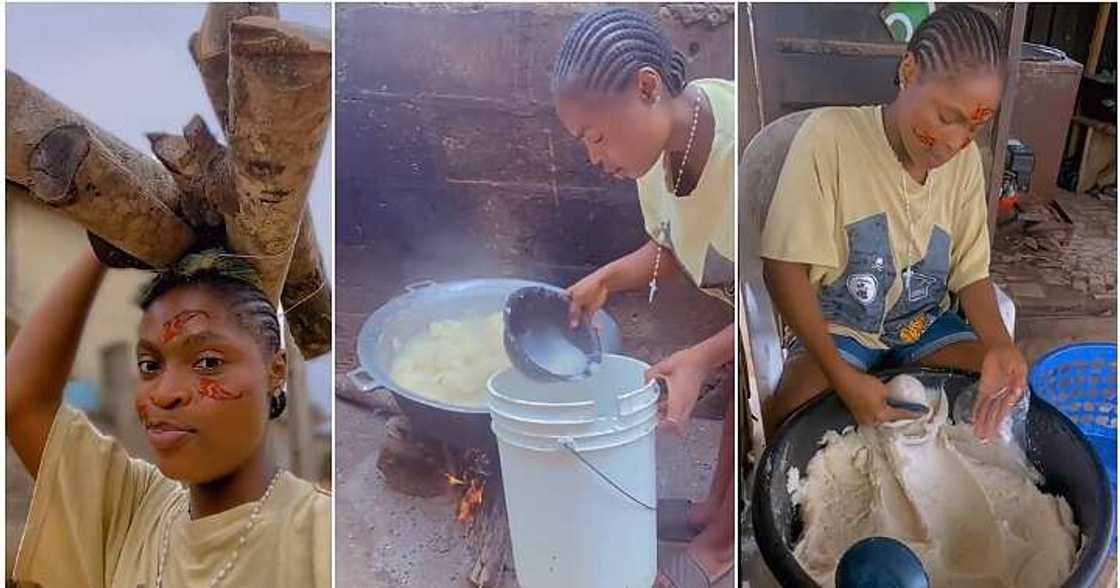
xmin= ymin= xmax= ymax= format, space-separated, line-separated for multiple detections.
xmin=337 ymin=2 xmax=734 ymax=284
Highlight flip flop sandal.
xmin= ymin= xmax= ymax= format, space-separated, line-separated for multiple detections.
xmin=657 ymin=498 xmax=704 ymax=542
xmin=656 ymin=550 xmax=732 ymax=588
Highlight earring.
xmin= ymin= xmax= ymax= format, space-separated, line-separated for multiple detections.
xmin=269 ymin=389 xmax=287 ymax=420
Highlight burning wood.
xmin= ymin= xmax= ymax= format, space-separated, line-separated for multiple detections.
xmin=447 ymin=448 xmax=491 ymax=524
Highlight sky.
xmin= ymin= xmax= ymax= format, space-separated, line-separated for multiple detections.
xmin=7 ymin=3 xmax=334 ymax=415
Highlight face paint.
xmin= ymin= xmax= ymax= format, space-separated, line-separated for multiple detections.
xmin=161 ymin=310 xmax=210 ymax=344
xmin=969 ymin=106 xmax=994 ymax=124
xmin=136 ymin=401 xmax=151 ymax=424
xmin=197 ymin=377 xmax=243 ymax=401
xmin=913 ymin=125 xmax=937 ymax=148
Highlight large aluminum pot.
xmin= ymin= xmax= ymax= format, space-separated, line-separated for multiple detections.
xmin=349 ymin=279 xmax=624 ymax=449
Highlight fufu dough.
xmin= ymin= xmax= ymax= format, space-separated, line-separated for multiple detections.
xmin=791 ymin=381 xmax=1079 ymax=587
xmin=886 ymin=373 xmax=926 ymax=405
xmin=390 ymin=313 xmax=510 ymax=408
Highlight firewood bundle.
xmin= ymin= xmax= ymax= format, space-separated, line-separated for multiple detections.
xmin=5 ymin=3 xmax=331 ymax=358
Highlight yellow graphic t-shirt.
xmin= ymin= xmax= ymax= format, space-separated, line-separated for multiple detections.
xmin=12 ymin=404 xmax=332 ymax=588
xmin=760 ymin=105 xmax=990 ymax=349
xmin=638 ymin=78 xmax=735 ymax=305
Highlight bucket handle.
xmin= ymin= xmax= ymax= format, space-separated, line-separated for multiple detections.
xmin=558 ymin=437 xmax=655 ymax=511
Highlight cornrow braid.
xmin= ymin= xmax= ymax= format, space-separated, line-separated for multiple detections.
xmin=906 ymin=5 xmax=1005 ymax=80
xmin=552 ymin=7 xmax=687 ymax=98
xmin=138 ymin=250 xmax=282 ymax=357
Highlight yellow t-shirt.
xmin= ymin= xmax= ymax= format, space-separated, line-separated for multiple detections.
xmin=760 ymin=105 xmax=990 ymax=349
xmin=638 ymin=78 xmax=735 ymax=305
xmin=12 ymin=404 xmax=331 ymax=588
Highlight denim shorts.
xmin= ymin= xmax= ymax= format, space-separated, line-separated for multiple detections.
xmin=787 ymin=312 xmax=978 ymax=372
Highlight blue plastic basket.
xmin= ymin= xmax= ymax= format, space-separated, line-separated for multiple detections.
xmin=1029 ymin=342 xmax=1117 ymax=552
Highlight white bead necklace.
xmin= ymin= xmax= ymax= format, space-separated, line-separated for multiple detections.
xmin=649 ymin=90 xmax=703 ymax=305
xmin=900 ymin=170 xmax=933 ymax=298
xmin=156 ymin=469 xmax=284 ymax=588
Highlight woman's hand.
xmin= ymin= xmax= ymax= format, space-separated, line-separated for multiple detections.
xmin=834 ymin=369 xmax=925 ymax=426
xmin=974 ymin=343 xmax=1028 ymax=439
xmin=646 ymin=347 xmax=710 ymax=435
xmin=567 ymin=270 xmax=611 ymax=328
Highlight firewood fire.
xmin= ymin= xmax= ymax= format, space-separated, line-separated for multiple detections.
xmin=447 ymin=448 xmax=491 ymax=524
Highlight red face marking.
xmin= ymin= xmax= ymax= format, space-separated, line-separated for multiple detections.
xmin=137 ymin=401 xmax=151 ymax=424
xmin=912 ymin=125 xmax=937 ymax=148
xmin=161 ymin=310 xmax=210 ymax=344
xmin=969 ymin=106 xmax=994 ymax=124
xmin=197 ymin=377 xmax=242 ymax=401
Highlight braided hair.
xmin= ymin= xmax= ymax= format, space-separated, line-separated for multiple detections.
xmin=138 ymin=249 xmax=281 ymax=357
xmin=906 ymin=5 xmax=1005 ymax=81
xmin=552 ymin=7 xmax=687 ymax=98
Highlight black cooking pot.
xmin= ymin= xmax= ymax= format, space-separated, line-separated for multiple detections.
xmin=752 ymin=368 xmax=1114 ymax=587
xmin=349 ymin=279 xmax=623 ymax=449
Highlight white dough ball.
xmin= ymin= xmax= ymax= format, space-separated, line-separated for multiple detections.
xmin=887 ymin=374 xmax=926 ymax=405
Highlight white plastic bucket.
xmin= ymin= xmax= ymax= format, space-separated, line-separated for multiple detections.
xmin=488 ymin=354 xmax=658 ymax=588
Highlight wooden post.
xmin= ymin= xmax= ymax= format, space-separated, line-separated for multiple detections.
xmin=1086 ymin=3 xmax=1112 ymax=76
xmin=187 ymin=4 xmax=333 ymax=357
xmin=6 ymin=72 xmax=195 ymax=267
xmin=284 ymin=325 xmax=315 ymax=480
xmin=985 ymin=4 xmax=1028 ymax=242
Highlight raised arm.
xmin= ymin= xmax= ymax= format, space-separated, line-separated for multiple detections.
xmin=7 ymin=246 xmax=107 ymax=476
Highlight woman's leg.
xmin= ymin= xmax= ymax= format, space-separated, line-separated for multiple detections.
xmin=656 ymin=392 xmax=736 ymax=585
xmin=685 ymin=389 xmax=734 ymax=527
xmin=915 ymin=339 xmax=987 ymax=372
xmin=761 ymin=353 xmax=833 ymax=441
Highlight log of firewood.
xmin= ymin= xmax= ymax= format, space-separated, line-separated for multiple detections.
xmin=147 ymin=115 xmax=234 ymax=245
xmin=6 ymin=71 xmax=195 ymax=267
xmin=469 ymin=483 xmax=511 ymax=588
xmin=281 ymin=211 xmax=331 ymax=357
xmin=190 ymin=3 xmax=279 ymax=131
xmin=187 ymin=5 xmax=332 ymax=356
xmin=148 ymin=115 xmax=331 ymax=357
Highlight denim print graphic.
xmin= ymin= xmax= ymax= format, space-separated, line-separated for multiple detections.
xmin=882 ymin=226 xmax=951 ymax=346
xmin=819 ymin=213 xmax=896 ymax=333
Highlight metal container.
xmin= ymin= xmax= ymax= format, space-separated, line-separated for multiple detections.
xmin=348 ymin=279 xmax=624 ymax=449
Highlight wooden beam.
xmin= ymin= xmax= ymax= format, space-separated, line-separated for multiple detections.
xmin=775 ymin=38 xmax=906 ymax=57
xmin=1086 ymin=3 xmax=1112 ymax=76
xmin=6 ymin=71 xmax=195 ymax=267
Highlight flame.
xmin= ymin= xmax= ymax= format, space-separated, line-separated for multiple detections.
xmin=456 ymin=478 xmax=485 ymax=523
xmin=447 ymin=449 xmax=490 ymax=524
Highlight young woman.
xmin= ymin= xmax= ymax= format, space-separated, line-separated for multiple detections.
xmin=7 ymin=247 xmax=330 ymax=587
xmin=552 ymin=8 xmax=734 ymax=587
xmin=761 ymin=5 xmax=1027 ymax=441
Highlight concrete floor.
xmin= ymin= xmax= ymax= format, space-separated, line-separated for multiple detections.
xmin=335 ymin=244 xmax=734 ymax=586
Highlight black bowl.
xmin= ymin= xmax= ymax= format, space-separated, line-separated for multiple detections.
xmin=751 ymin=368 xmax=1115 ymax=587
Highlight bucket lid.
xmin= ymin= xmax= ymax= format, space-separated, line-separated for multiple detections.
xmin=503 ymin=286 xmax=602 ymax=381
